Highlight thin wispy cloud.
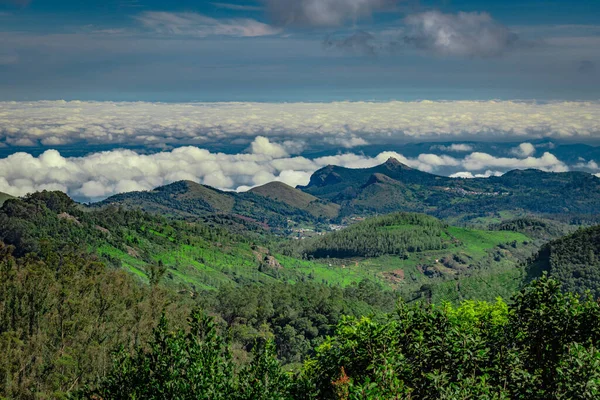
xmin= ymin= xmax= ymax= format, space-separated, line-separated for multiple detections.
xmin=211 ymin=2 xmax=263 ymax=11
xmin=263 ymin=0 xmax=399 ymax=27
xmin=135 ymin=11 xmax=281 ymax=37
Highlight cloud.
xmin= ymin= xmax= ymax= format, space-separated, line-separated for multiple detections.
xmin=510 ymin=142 xmax=536 ymax=157
xmin=0 ymin=136 xmax=587 ymax=202
xmin=450 ymin=170 xmax=503 ymax=179
xmin=462 ymin=152 xmax=568 ymax=172
xmin=575 ymin=160 xmax=599 ymax=170
xmin=431 ymin=144 xmax=474 ymax=152
xmin=211 ymin=2 xmax=263 ymax=11
xmin=323 ymin=135 xmax=369 ymax=148
xmin=0 ymin=137 xmax=394 ymax=200
xmin=263 ymin=0 xmax=397 ymax=27
xmin=135 ymin=11 xmax=281 ymax=37
xmin=247 ymin=135 xmax=289 ymax=157
xmin=402 ymin=11 xmax=518 ymax=57
xmin=0 ymin=101 xmax=599 ymax=150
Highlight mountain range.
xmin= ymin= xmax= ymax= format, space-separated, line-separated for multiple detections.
xmin=95 ymin=158 xmax=600 ymax=230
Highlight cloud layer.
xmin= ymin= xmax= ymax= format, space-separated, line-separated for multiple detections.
xmin=1 ymin=101 xmax=599 ymax=150
xmin=0 ymin=136 xmax=576 ymax=202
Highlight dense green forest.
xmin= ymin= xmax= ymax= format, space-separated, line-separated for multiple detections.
xmin=83 ymin=276 xmax=600 ymax=399
xmin=527 ymin=225 xmax=600 ymax=297
xmin=283 ymin=213 xmax=448 ymax=259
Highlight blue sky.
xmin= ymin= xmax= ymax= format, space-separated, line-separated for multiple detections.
xmin=0 ymin=0 xmax=598 ymax=101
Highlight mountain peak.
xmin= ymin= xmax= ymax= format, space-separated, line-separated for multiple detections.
xmin=385 ymin=157 xmax=402 ymax=166
xmin=383 ymin=157 xmax=413 ymax=170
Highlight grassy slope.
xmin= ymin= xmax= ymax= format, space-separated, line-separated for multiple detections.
xmin=88 ymin=209 xmax=536 ymax=303
xmin=250 ymin=182 xmax=340 ymax=219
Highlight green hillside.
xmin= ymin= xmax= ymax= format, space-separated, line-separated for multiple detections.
xmin=281 ymin=212 xmax=537 ymax=302
xmin=300 ymin=158 xmax=600 ymax=224
xmin=250 ymin=181 xmax=340 ymax=219
xmin=527 ymin=224 xmax=600 ymax=297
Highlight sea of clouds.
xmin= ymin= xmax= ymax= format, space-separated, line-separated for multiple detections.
xmin=1 ymin=100 xmax=599 ymax=149
xmin=1 ymin=100 xmax=599 ymax=201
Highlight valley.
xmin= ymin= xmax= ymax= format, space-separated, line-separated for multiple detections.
xmin=1 ymin=161 xmax=600 ymax=398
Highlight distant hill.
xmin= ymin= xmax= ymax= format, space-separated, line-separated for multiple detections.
xmin=489 ymin=217 xmax=574 ymax=242
xmin=0 ymin=191 xmax=14 ymax=207
xmin=250 ymin=181 xmax=340 ymax=219
xmin=94 ymin=180 xmax=331 ymax=231
xmin=299 ymin=158 xmax=600 ymax=222
xmin=527 ymin=225 xmax=600 ymax=298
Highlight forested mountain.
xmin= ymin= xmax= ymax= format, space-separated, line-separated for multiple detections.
xmin=527 ymin=225 xmax=600 ymax=297
xmin=95 ymin=180 xmax=331 ymax=232
xmin=250 ymin=181 xmax=340 ymax=219
xmin=300 ymin=158 xmax=600 ymax=222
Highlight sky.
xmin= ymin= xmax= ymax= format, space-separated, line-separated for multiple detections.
xmin=0 ymin=0 xmax=599 ymax=101
xmin=0 ymin=0 xmax=599 ymax=201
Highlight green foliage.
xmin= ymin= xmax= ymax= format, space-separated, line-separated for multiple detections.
xmin=285 ymin=213 xmax=448 ymax=258
xmin=213 ymin=280 xmax=397 ymax=364
xmin=86 ymin=311 xmax=293 ymax=400
xmin=489 ymin=217 xmax=572 ymax=241
xmin=300 ymin=275 xmax=600 ymax=399
xmin=528 ymin=225 xmax=600 ymax=297
xmin=0 ymin=241 xmax=185 ymax=399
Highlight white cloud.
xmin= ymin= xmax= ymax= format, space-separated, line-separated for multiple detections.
xmin=511 ymin=142 xmax=536 ymax=157
xmin=135 ymin=11 xmax=281 ymax=37
xmin=403 ymin=11 xmax=518 ymax=57
xmin=0 ymin=137 xmax=589 ymax=201
xmin=450 ymin=170 xmax=503 ymax=179
xmin=247 ymin=135 xmax=289 ymax=157
xmin=431 ymin=144 xmax=474 ymax=152
xmin=323 ymin=135 xmax=369 ymax=148
xmin=1 ymin=101 xmax=599 ymax=149
xmin=462 ymin=152 xmax=568 ymax=172
xmin=575 ymin=159 xmax=599 ymax=170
